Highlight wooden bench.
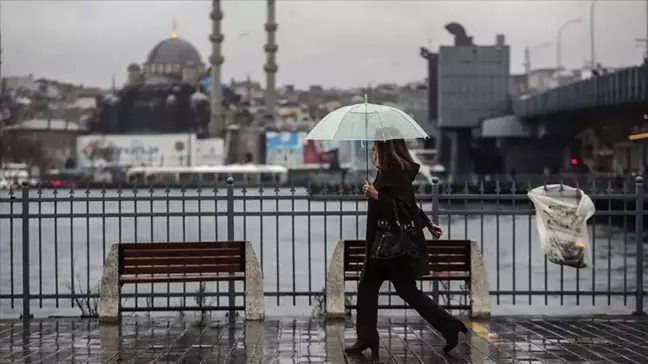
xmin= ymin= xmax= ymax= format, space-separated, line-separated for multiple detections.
xmin=326 ymin=239 xmax=490 ymax=319
xmin=98 ymin=241 xmax=265 ymax=323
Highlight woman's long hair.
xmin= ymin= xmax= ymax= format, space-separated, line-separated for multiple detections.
xmin=373 ymin=138 xmax=415 ymax=171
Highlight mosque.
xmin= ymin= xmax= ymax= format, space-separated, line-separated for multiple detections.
xmin=90 ymin=0 xmax=279 ymax=166
xmin=91 ymin=25 xmax=214 ymax=136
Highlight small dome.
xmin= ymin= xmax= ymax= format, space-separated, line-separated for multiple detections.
xmin=127 ymin=63 xmax=141 ymax=72
xmin=146 ymin=37 xmax=202 ymax=66
xmin=191 ymin=91 xmax=208 ymax=103
xmin=166 ymin=94 xmax=177 ymax=104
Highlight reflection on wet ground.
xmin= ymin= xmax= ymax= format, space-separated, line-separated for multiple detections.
xmin=0 ymin=315 xmax=647 ymax=363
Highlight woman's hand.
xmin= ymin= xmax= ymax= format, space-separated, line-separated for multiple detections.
xmin=427 ymin=223 xmax=443 ymax=238
xmin=362 ymin=182 xmax=379 ymax=199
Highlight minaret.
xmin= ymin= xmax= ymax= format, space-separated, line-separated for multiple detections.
xmin=263 ymin=0 xmax=278 ymax=120
xmin=0 ymin=0 xmax=3 ymax=95
xmin=209 ymin=0 xmax=225 ymax=137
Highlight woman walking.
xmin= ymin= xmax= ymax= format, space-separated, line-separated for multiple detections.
xmin=345 ymin=138 xmax=468 ymax=357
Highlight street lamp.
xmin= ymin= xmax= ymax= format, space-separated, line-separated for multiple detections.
xmin=557 ymin=18 xmax=583 ymax=70
xmin=590 ymin=0 xmax=598 ymax=69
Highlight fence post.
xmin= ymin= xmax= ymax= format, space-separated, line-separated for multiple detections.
xmin=634 ymin=176 xmax=645 ymax=315
xmin=431 ymin=177 xmax=440 ymax=302
xmin=226 ymin=177 xmax=236 ymax=319
xmin=21 ymin=183 xmax=32 ymax=319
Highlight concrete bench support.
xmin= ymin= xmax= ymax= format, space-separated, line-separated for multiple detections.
xmin=98 ymin=241 xmax=265 ymax=323
xmin=325 ymin=240 xmax=491 ymax=320
xmin=325 ymin=241 xmax=347 ymax=320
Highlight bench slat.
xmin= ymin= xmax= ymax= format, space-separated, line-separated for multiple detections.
xmin=123 ymin=256 xmax=241 ymax=266
xmin=345 ymin=254 xmax=469 ymax=264
xmin=344 ymin=271 xmax=469 ymax=281
xmin=122 ymin=248 xmax=242 ymax=258
xmin=345 ymin=262 xmax=469 ymax=272
xmin=120 ymin=272 xmax=244 ymax=284
xmin=120 ymin=242 xmax=245 ymax=250
xmin=122 ymin=264 xmax=241 ymax=275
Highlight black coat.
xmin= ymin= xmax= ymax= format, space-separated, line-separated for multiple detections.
xmin=365 ymin=162 xmax=433 ymax=276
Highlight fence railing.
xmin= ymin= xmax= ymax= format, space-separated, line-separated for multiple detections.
xmin=0 ymin=177 xmax=645 ymax=319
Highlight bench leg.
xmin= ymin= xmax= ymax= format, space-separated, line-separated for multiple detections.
xmin=244 ymin=242 xmax=265 ymax=321
xmin=99 ymin=244 xmax=121 ymax=324
xmin=469 ymin=241 xmax=491 ymax=319
xmin=326 ymin=241 xmax=346 ymax=320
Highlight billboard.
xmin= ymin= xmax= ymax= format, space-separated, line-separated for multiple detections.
xmin=265 ymin=131 xmax=341 ymax=167
xmin=76 ymin=134 xmax=225 ymax=168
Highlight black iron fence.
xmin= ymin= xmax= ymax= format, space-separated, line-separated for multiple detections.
xmin=0 ymin=177 xmax=645 ymax=319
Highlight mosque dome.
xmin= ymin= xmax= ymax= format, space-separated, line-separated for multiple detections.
xmin=146 ymin=36 xmax=202 ymax=66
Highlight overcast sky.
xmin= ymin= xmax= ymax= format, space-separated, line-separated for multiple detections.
xmin=2 ymin=0 xmax=647 ymax=89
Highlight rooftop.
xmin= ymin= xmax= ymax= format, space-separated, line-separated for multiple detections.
xmin=2 ymin=315 xmax=646 ymax=363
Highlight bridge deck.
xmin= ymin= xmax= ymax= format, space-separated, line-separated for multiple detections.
xmin=0 ymin=315 xmax=646 ymax=363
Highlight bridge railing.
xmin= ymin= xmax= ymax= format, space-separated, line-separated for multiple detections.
xmin=0 ymin=177 xmax=645 ymax=319
xmin=514 ymin=65 xmax=648 ymax=118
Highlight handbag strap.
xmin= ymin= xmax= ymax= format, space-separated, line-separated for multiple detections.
xmin=390 ymin=199 xmax=414 ymax=227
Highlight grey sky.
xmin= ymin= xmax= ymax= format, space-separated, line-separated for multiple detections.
xmin=2 ymin=0 xmax=646 ymax=89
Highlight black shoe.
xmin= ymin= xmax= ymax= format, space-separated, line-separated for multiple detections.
xmin=344 ymin=340 xmax=379 ymax=357
xmin=442 ymin=324 xmax=468 ymax=354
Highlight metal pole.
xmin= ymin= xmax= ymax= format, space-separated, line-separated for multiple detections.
xmin=21 ymin=183 xmax=31 ymax=319
xmin=557 ymin=18 xmax=583 ymax=70
xmin=590 ymin=0 xmax=598 ymax=68
xmin=634 ymin=176 xmax=645 ymax=315
xmin=431 ymin=177 xmax=440 ymax=302
xmin=226 ymin=177 xmax=236 ymax=320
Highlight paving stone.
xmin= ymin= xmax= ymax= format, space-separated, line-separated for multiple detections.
xmin=0 ymin=315 xmax=646 ymax=363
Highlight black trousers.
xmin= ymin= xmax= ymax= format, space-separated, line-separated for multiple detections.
xmin=355 ymin=256 xmax=463 ymax=342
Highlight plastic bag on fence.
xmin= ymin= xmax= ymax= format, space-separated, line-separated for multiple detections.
xmin=527 ymin=184 xmax=595 ymax=269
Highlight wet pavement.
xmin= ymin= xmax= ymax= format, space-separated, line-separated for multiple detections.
xmin=0 ymin=315 xmax=647 ymax=363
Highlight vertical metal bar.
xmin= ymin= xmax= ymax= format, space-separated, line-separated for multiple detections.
xmin=21 ymin=184 xmax=31 ymax=319
xmin=180 ymin=185 xmax=187 ymax=308
xmin=528 ymin=181 xmax=533 ymax=305
xmin=495 ymin=181 xmax=501 ymax=305
xmin=274 ymin=186 xmax=280 ymax=306
xmin=133 ymin=186 xmax=139 ymax=309
xmin=291 ymin=186 xmax=296 ymax=305
xmin=37 ymin=187 xmax=43 ymax=308
xmin=85 ymin=187 xmax=91 ymax=297
xmin=623 ymin=181 xmax=629 ymax=306
xmin=9 ymin=187 xmax=16 ymax=309
xmin=511 ymin=182 xmax=517 ymax=305
xmin=53 ymin=188 xmax=59 ymax=308
xmin=226 ymin=177 xmax=236 ymax=319
xmin=197 ymin=183 xmax=203 ymax=242
xmin=431 ymin=177 xmax=440 ymax=302
xmin=307 ymin=186 xmax=312 ymax=305
xmin=165 ymin=185 xmax=171 ymax=307
xmin=69 ymin=189 xmax=75 ymax=308
xmin=634 ymin=176 xmax=644 ymax=315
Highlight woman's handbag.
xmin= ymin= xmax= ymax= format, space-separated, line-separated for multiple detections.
xmin=370 ymin=200 xmax=425 ymax=260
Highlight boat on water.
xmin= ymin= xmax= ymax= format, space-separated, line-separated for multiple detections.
xmin=126 ymin=164 xmax=290 ymax=187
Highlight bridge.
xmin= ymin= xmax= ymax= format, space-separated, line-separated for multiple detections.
xmin=475 ymin=65 xmax=648 ymax=178
xmin=513 ymin=65 xmax=648 ymax=119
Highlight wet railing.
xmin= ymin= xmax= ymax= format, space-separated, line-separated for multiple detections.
xmin=0 ymin=177 xmax=645 ymax=319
